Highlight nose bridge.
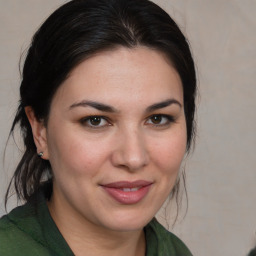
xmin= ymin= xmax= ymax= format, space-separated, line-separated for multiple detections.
xmin=112 ymin=125 xmax=149 ymax=171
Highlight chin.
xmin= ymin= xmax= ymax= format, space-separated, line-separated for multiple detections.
xmin=101 ymin=210 xmax=154 ymax=232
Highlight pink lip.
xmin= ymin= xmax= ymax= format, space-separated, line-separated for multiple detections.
xmin=101 ymin=180 xmax=153 ymax=205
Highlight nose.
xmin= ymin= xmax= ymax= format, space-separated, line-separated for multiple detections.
xmin=111 ymin=128 xmax=149 ymax=172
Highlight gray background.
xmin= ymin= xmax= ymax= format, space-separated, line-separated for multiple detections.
xmin=0 ymin=1 xmax=255 ymax=255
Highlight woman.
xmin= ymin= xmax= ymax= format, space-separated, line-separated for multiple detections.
xmin=0 ymin=0 xmax=196 ymax=255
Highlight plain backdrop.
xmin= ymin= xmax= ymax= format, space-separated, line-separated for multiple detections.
xmin=0 ymin=1 xmax=256 ymax=256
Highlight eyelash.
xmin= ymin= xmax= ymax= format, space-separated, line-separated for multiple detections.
xmin=80 ymin=114 xmax=175 ymax=129
xmin=80 ymin=116 xmax=111 ymax=128
xmin=145 ymin=114 xmax=175 ymax=127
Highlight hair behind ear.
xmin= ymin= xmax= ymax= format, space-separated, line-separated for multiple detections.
xmin=24 ymin=107 xmax=49 ymax=160
xmin=5 ymin=105 xmax=51 ymax=207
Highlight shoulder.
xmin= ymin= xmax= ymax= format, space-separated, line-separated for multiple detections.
xmin=0 ymin=204 xmax=52 ymax=256
xmin=145 ymin=218 xmax=193 ymax=256
xmin=0 ymin=213 xmax=26 ymax=255
xmin=0 ymin=204 xmax=33 ymax=238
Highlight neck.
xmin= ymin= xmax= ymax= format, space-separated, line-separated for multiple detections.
xmin=47 ymin=191 xmax=146 ymax=256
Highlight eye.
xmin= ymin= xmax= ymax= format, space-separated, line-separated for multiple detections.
xmin=146 ymin=114 xmax=174 ymax=126
xmin=80 ymin=116 xmax=110 ymax=128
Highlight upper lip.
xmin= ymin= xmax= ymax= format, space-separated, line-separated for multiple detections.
xmin=101 ymin=180 xmax=153 ymax=188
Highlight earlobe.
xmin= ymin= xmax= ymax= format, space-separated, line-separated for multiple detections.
xmin=25 ymin=106 xmax=49 ymax=159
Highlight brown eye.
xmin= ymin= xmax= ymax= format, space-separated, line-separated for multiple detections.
xmin=146 ymin=114 xmax=175 ymax=126
xmin=150 ymin=115 xmax=162 ymax=124
xmin=89 ymin=116 xmax=102 ymax=126
xmin=81 ymin=116 xmax=109 ymax=128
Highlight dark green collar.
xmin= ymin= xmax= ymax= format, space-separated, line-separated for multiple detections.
xmin=8 ymin=192 xmax=74 ymax=255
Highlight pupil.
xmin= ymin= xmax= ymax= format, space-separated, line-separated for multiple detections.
xmin=152 ymin=115 xmax=162 ymax=124
xmin=90 ymin=117 xmax=101 ymax=125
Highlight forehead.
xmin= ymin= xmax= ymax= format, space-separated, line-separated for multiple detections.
xmin=52 ymin=46 xmax=183 ymax=109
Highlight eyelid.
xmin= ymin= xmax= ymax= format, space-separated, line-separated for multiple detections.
xmin=145 ymin=114 xmax=175 ymax=126
xmin=80 ymin=115 xmax=112 ymax=128
xmin=79 ymin=114 xmax=176 ymax=130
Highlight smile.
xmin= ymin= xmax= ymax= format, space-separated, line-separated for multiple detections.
xmin=101 ymin=180 xmax=153 ymax=205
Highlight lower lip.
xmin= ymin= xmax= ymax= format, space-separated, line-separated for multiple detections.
xmin=102 ymin=185 xmax=152 ymax=205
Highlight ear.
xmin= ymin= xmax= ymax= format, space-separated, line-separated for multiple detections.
xmin=25 ymin=106 xmax=49 ymax=160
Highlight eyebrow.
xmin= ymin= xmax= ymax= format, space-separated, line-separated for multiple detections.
xmin=69 ymin=100 xmax=118 ymax=112
xmin=69 ymin=98 xmax=181 ymax=113
xmin=145 ymin=99 xmax=182 ymax=113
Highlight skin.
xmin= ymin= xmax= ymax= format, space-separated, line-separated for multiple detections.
xmin=26 ymin=46 xmax=187 ymax=256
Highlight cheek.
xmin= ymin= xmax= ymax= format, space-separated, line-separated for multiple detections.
xmin=47 ymin=128 xmax=110 ymax=177
xmin=150 ymin=129 xmax=187 ymax=173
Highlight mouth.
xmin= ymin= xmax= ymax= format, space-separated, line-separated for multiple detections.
xmin=101 ymin=180 xmax=153 ymax=205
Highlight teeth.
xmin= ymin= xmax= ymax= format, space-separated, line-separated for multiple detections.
xmin=121 ymin=187 xmax=140 ymax=192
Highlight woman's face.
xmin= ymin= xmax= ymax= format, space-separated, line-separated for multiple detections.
xmin=42 ymin=46 xmax=187 ymax=231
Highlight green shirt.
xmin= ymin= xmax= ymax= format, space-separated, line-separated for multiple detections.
xmin=0 ymin=192 xmax=192 ymax=256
